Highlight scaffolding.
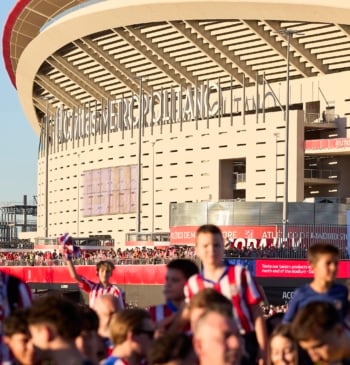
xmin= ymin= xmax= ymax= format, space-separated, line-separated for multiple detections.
xmin=0 ymin=195 xmax=37 ymax=243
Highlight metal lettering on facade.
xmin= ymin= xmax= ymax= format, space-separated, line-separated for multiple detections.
xmin=41 ymin=80 xmax=278 ymax=148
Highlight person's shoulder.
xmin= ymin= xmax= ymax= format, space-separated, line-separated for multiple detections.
xmin=331 ymin=282 xmax=348 ymax=291
xmin=186 ymin=272 xmax=200 ymax=282
xmin=101 ymin=355 xmax=125 ymax=365
xmin=294 ymin=283 xmax=314 ymax=295
xmin=81 ymin=360 xmax=96 ymax=365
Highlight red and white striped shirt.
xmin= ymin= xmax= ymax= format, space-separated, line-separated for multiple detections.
xmin=79 ymin=277 xmax=125 ymax=309
xmin=149 ymin=302 xmax=177 ymax=322
xmin=184 ymin=264 xmax=263 ymax=334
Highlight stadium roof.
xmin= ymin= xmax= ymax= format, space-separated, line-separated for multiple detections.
xmin=4 ymin=0 xmax=350 ymax=131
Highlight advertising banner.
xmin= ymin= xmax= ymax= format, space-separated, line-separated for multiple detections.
xmin=170 ymin=225 xmax=347 ymax=248
xmin=262 ymin=287 xmax=297 ymax=305
xmin=255 ymin=259 xmax=350 ymax=278
xmin=1 ymin=265 xmax=167 ymax=285
xmin=170 ymin=226 xmax=278 ymax=245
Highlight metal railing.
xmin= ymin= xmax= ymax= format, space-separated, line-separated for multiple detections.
xmin=304 ymin=168 xmax=339 ymax=180
xmin=233 ymin=173 xmax=246 ymax=183
xmin=0 ymin=246 xmax=348 ymax=267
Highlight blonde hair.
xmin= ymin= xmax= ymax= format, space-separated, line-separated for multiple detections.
xmin=109 ymin=308 xmax=151 ymax=345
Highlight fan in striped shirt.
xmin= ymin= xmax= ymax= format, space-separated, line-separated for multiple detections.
xmin=183 ymin=224 xmax=268 ymax=365
xmin=148 ymin=258 xmax=199 ymax=334
xmin=62 ymin=234 xmax=124 ymax=309
xmin=67 ymin=258 xmax=124 ymax=309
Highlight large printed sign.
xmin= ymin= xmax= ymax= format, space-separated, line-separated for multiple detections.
xmin=1 ymin=265 xmax=167 ymax=285
xmin=305 ymin=138 xmax=350 ymax=150
xmin=3 ymin=259 xmax=349 ymax=285
xmin=170 ymin=226 xmax=278 ymax=245
xmin=255 ymin=259 xmax=350 ymax=278
xmin=170 ymin=225 xmax=348 ymax=248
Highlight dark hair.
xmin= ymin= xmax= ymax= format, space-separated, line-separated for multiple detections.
xmin=188 ymin=288 xmax=233 ymax=318
xmin=196 ymin=224 xmax=224 ymax=241
xmin=148 ymin=333 xmax=195 ymax=365
xmin=270 ymin=323 xmax=299 ymax=365
xmin=167 ymin=259 xmax=199 ymax=280
xmin=266 ymin=312 xmax=284 ymax=336
xmin=291 ymin=301 xmax=341 ymax=341
xmin=3 ymin=308 xmax=30 ymax=337
xmin=96 ymin=260 xmax=115 ymax=272
xmin=307 ymin=243 xmax=339 ymax=265
xmin=28 ymin=295 xmax=82 ymax=340
xmin=78 ymin=304 xmax=99 ymax=332
xmin=271 ymin=323 xmax=294 ymax=342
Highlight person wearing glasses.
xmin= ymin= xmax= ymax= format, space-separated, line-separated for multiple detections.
xmin=102 ymin=308 xmax=155 ymax=365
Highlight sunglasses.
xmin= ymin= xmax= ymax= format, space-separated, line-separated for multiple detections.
xmin=134 ymin=328 xmax=155 ymax=338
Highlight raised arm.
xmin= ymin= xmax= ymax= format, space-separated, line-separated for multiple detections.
xmin=66 ymin=257 xmax=83 ymax=283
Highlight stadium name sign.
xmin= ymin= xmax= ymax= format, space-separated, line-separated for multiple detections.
xmin=44 ymin=80 xmax=279 ymax=144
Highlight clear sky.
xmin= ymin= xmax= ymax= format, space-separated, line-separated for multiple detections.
xmin=0 ymin=1 xmax=38 ymax=205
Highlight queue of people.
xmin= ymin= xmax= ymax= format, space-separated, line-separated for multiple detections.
xmin=0 ymin=224 xmax=349 ymax=365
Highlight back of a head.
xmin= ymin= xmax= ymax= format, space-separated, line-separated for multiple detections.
xmin=109 ymin=308 xmax=151 ymax=346
xmin=78 ymin=304 xmax=99 ymax=332
xmin=188 ymin=288 xmax=233 ymax=318
xmin=193 ymin=308 xmax=238 ymax=338
xmin=28 ymin=295 xmax=82 ymax=341
xmin=94 ymin=293 xmax=123 ymax=314
xmin=290 ymin=301 xmax=341 ymax=342
xmin=167 ymin=258 xmax=199 ymax=280
xmin=3 ymin=308 xmax=30 ymax=337
xmin=307 ymin=243 xmax=339 ymax=264
xmin=148 ymin=333 xmax=195 ymax=365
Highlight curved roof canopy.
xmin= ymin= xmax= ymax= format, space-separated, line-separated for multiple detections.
xmin=4 ymin=0 xmax=350 ymax=132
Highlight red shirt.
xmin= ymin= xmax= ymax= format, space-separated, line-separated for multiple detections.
xmin=184 ymin=264 xmax=263 ymax=334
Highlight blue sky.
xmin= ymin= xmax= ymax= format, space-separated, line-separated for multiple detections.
xmin=0 ymin=1 xmax=38 ymax=205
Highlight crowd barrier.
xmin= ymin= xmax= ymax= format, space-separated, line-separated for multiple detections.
xmin=1 ymin=258 xmax=350 ymax=284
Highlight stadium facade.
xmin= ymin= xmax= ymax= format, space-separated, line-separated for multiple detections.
xmin=4 ymin=0 xmax=350 ymax=245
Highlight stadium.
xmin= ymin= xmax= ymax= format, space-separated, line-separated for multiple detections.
xmin=3 ymin=0 xmax=350 ymax=249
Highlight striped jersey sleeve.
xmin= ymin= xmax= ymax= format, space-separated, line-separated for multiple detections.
xmin=79 ymin=277 xmax=124 ymax=309
xmin=183 ymin=264 xmax=263 ymax=334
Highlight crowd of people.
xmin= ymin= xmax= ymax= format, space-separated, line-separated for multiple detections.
xmin=0 ymin=224 xmax=348 ymax=365
xmin=0 ymin=242 xmax=348 ymax=266
xmin=0 ymin=246 xmax=197 ymax=266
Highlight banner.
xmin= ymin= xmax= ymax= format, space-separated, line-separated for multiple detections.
xmin=170 ymin=226 xmax=278 ymax=245
xmin=170 ymin=225 xmax=347 ymax=247
xmin=0 ymin=265 xmax=167 ymax=285
xmin=1 ymin=260 xmax=349 ymax=285
xmin=262 ymin=287 xmax=297 ymax=305
xmin=255 ymin=259 xmax=350 ymax=278
xmin=347 ymin=210 xmax=350 ymax=259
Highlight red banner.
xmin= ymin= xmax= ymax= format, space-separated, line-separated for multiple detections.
xmin=0 ymin=265 xmax=167 ymax=285
xmin=305 ymin=138 xmax=350 ymax=150
xmin=170 ymin=226 xmax=278 ymax=245
xmin=255 ymin=260 xmax=350 ymax=278
xmin=1 ymin=260 xmax=349 ymax=284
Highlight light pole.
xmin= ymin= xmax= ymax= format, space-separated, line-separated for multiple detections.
xmin=77 ymin=153 xmax=80 ymax=237
xmin=44 ymin=98 xmax=49 ymax=239
xmin=151 ymin=141 xmax=156 ymax=236
xmin=136 ymin=76 xmax=145 ymax=234
xmin=274 ymin=132 xmax=280 ymax=202
xmin=281 ymin=29 xmax=300 ymax=241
